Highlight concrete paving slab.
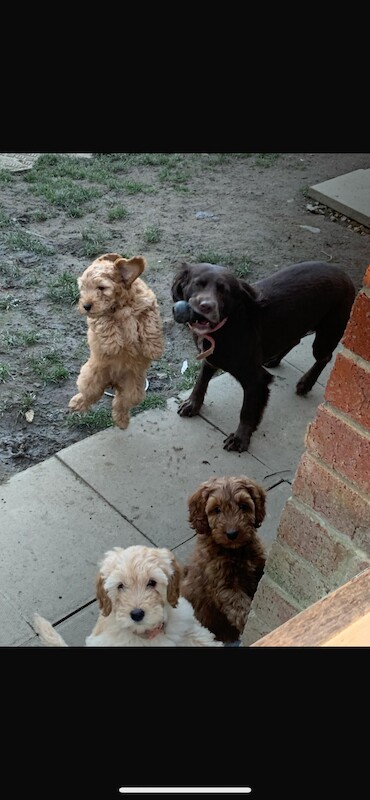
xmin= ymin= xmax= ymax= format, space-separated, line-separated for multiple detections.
xmin=282 ymin=334 xmax=340 ymax=387
xmin=308 ymin=168 xmax=370 ymax=228
xmin=0 ymin=457 xmax=152 ymax=625
xmin=190 ymin=364 xmax=325 ymax=481
xmin=0 ymin=593 xmax=34 ymax=646
xmin=57 ymin=399 xmax=271 ymax=550
xmin=262 ymin=481 xmax=292 ymax=553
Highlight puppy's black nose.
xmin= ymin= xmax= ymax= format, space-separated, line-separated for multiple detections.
xmin=130 ymin=608 xmax=145 ymax=622
xmin=83 ymin=303 xmax=92 ymax=311
xmin=226 ymin=530 xmax=238 ymax=540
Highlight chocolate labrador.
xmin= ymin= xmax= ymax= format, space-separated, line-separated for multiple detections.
xmin=171 ymin=260 xmax=355 ymax=452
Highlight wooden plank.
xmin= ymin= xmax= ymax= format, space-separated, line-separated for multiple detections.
xmin=251 ymin=568 xmax=370 ymax=647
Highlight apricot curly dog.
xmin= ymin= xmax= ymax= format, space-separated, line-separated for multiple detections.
xmin=69 ymin=253 xmax=163 ymax=429
xmin=181 ymin=475 xmax=267 ymax=643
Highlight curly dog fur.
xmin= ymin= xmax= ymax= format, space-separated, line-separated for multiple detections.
xmin=180 ymin=476 xmax=267 ymax=643
xmin=34 ymin=545 xmax=221 ymax=647
xmin=69 ymin=252 xmax=163 ymax=429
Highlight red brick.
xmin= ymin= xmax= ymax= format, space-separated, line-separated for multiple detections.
xmin=363 ymin=266 xmax=370 ymax=288
xmin=277 ymin=499 xmax=357 ymax=577
xmin=250 ymin=575 xmax=301 ymax=628
xmin=292 ymin=453 xmax=370 ymax=549
xmin=342 ymin=293 xmax=370 ymax=360
xmin=305 ymin=406 xmax=370 ymax=494
xmin=266 ymin=540 xmax=333 ymax=606
xmin=325 ymin=353 xmax=370 ymax=430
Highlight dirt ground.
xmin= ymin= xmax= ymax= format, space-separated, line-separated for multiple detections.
xmin=1 ymin=152 xmax=369 ymax=483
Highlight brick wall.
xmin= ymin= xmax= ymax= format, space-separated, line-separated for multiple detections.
xmin=242 ymin=266 xmax=370 ymax=646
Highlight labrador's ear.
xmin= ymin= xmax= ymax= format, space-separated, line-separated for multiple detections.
xmin=96 ymin=574 xmax=112 ymax=617
xmin=171 ymin=263 xmax=190 ymax=301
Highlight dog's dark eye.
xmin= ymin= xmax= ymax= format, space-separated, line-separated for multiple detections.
xmin=97 ymin=286 xmax=105 ymax=292
xmin=213 ymin=506 xmax=221 ymax=514
xmin=117 ymin=583 xmax=125 ymax=590
xmin=239 ymin=503 xmax=249 ymax=512
xmin=147 ymin=579 xmax=157 ymax=587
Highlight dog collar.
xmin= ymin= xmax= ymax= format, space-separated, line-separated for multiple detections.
xmin=188 ymin=317 xmax=228 ymax=361
xmin=136 ymin=622 xmax=165 ymax=640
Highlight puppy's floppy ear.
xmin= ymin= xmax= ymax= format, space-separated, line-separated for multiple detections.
xmin=241 ymin=477 xmax=266 ymax=528
xmin=97 ymin=253 xmax=122 ymax=264
xmin=167 ymin=554 xmax=182 ymax=608
xmin=171 ymin=262 xmax=190 ymax=301
xmin=156 ymin=548 xmax=181 ymax=608
xmin=96 ymin=574 xmax=112 ymax=617
xmin=114 ymin=256 xmax=146 ymax=286
xmin=188 ymin=482 xmax=213 ymax=536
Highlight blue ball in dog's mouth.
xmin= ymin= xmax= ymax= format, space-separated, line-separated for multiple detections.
xmin=172 ymin=300 xmax=193 ymax=323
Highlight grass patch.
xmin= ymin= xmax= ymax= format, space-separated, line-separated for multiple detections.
xmin=0 ymin=331 xmax=41 ymax=350
xmin=0 ymin=209 xmax=11 ymax=228
xmin=5 ymin=230 xmax=53 ymax=255
xmin=24 ymin=274 xmax=41 ymax=287
xmin=26 ymin=178 xmax=101 ymax=218
xmin=107 ymin=205 xmax=129 ymax=222
xmin=255 ymin=153 xmax=280 ymax=167
xmin=0 ymin=294 xmax=20 ymax=310
xmin=66 ymin=408 xmax=114 ymax=430
xmin=48 ymin=272 xmax=80 ymax=304
xmin=0 ymin=170 xmax=13 ymax=184
xmin=131 ymin=393 xmax=167 ymax=415
xmin=18 ymin=391 xmax=36 ymax=416
xmin=30 ymin=351 xmax=69 ymax=383
xmin=194 ymin=250 xmax=254 ymax=277
xmin=81 ymin=228 xmax=108 ymax=257
xmin=143 ymin=225 xmax=162 ymax=244
xmin=159 ymin=166 xmax=189 ymax=187
xmin=30 ymin=210 xmax=49 ymax=222
xmin=122 ymin=181 xmax=155 ymax=195
xmin=0 ymin=262 xmax=21 ymax=280
xmin=179 ymin=361 xmax=201 ymax=391
xmin=0 ymin=363 xmax=11 ymax=382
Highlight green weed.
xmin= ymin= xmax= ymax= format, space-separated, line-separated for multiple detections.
xmin=48 ymin=272 xmax=80 ymax=304
xmin=6 ymin=230 xmax=52 ymax=255
xmin=179 ymin=361 xmax=201 ymax=391
xmin=0 ymin=363 xmax=11 ymax=382
xmin=30 ymin=352 xmax=69 ymax=383
xmin=0 ymin=294 xmax=20 ymax=310
xmin=194 ymin=250 xmax=253 ymax=277
xmin=81 ymin=228 xmax=108 ymax=257
xmin=0 ymin=209 xmax=11 ymax=228
xmin=18 ymin=391 xmax=36 ymax=416
xmin=143 ymin=225 xmax=161 ymax=244
xmin=0 ymin=170 xmax=13 ymax=184
xmin=255 ymin=153 xmax=280 ymax=167
xmin=122 ymin=181 xmax=155 ymax=195
xmin=107 ymin=205 xmax=129 ymax=222
xmin=131 ymin=393 xmax=167 ymax=415
xmin=0 ymin=331 xmax=40 ymax=350
xmin=66 ymin=408 xmax=114 ymax=430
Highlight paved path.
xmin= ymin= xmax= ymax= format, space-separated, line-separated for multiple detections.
xmin=0 ymin=335 xmax=337 ymax=646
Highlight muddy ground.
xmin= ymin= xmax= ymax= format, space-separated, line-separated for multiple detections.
xmin=0 ymin=152 xmax=369 ymax=483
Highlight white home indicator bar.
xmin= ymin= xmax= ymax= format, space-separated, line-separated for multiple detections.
xmin=119 ymin=789 xmax=252 ymax=795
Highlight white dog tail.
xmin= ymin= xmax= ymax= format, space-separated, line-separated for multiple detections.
xmin=33 ymin=613 xmax=68 ymax=647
